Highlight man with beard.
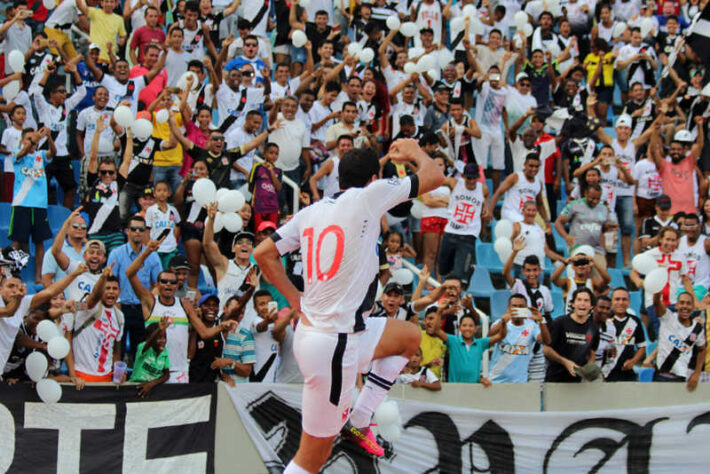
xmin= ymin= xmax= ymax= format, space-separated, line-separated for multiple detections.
xmin=188 ymin=294 xmax=224 ymax=382
xmin=51 ymin=208 xmax=108 ymax=303
xmin=600 ymin=288 xmax=647 ymax=381
xmin=127 ymin=237 xmax=236 ymax=383
xmin=652 ymin=117 xmax=705 ymax=215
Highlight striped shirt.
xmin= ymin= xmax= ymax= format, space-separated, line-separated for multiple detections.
xmin=222 ymin=326 xmax=256 ymax=383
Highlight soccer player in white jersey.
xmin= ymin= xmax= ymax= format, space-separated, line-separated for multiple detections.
xmin=254 ymin=139 xmax=444 ymax=473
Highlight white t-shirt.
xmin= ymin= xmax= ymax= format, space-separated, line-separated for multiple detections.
xmin=641 ymin=248 xmax=689 ymax=308
xmin=225 ymin=126 xmax=257 ymax=180
xmin=678 ymin=235 xmax=710 ymax=288
xmin=145 ymin=203 xmax=181 ymax=253
xmin=612 ymin=139 xmax=636 ymax=197
xmin=502 ymin=172 xmax=542 ymax=222
xmin=397 ymin=366 xmax=439 ymax=384
xmin=66 ymin=260 xmax=100 ymax=304
xmin=2 ymin=127 xmax=22 ymax=172
xmin=475 ymin=81 xmax=507 ymax=135
xmin=270 ymin=78 xmax=301 ymax=102
xmin=100 ymin=74 xmax=147 ymax=112
xmin=0 ymin=295 xmax=32 ymax=374
xmin=504 ymin=89 xmax=537 ymax=134
xmin=250 ymin=317 xmax=280 ymax=382
xmin=273 ymin=176 xmax=415 ymax=333
xmin=631 ymin=159 xmax=662 ymax=199
xmin=657 ymin=310 xmax=705 ymax=377
xmin=165 ymin=49 xmax=194 ymax=87
xmin=270 ymin=116 xmax=309 ymax=172
xmin=76 ymin=106 xmax=116 ymax=157
xmin=72 ymin=304 xmax=124 ymax=376
xmin=308 ymin=100 xmax=335 ymax=143
xmin=179 ymin=21 xmax=205 ymax=60
xmin=444 ymin=178 xmax=484 ymax=237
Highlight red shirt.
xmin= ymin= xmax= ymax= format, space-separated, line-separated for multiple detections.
xmin=659 ymin=154 xmax=696 ymax=214
xmin=130 ymin=26 xmax=166 ymax=64
xmin=535 ymin=133 xmax=560 ymax=184
xmin=129 ymin=64 xmax=167 ymax=108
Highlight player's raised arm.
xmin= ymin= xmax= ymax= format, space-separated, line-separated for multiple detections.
xmin=387 ymin=139 xmax=445 ymax=196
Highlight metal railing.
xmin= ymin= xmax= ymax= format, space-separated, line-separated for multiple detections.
xmin=400 ymin=259 xmax=491 ymax=377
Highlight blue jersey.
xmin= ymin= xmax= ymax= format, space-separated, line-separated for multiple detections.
xmin=11 ymin=149 xmax=48 ymax=208
xmin=489 ymin=320 xmax=540 ymax=383
xmin=76 ymin=61 xmax=103 ymax=110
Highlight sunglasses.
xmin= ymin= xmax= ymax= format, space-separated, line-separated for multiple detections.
xmin=71 ymin=223 xmax=88 ymax=230
xmin=242 ymin=70 xmax=254 ymax=77
xmin=159 ymin=278 xmax=178 ymax=285
xmin=99 ymin=169 xmax=116 ymax=175
xmin=235 ymin=239 xmax=253 ymax=245
xmin=519 ymin=82 xmax=531 ymax=87
xmin=129 ymin=226 xmax=146 ymax=232
xmin=244 ymin=43 xmax=258 ymax=48
xmin=55 ymin=89 xmax=67 ymax=93
xmin=211 ymin=136 xmax=225 ymax=141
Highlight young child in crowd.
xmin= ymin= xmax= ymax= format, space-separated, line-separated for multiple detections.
xmin=130 ymin=321 xmax=171 ymax=398
xmin=249 ymin=143 xmax=282 ymax=230
xmin=0 ymin=105 xmax=26 ymax=202
xmin=397 ymin=347 xmax=441 ymax=391
xmin=420 ymin=307 xmax=447 ymax=379
xmin=145 ymin=181 xmax=181 ymax=269
xmin=384 ymin=230 xmax=417 ymax=270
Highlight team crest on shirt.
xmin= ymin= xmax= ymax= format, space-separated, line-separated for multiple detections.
xmin=625 ymin=327 xmax=633 ymax=335
xmin=522 ymin=330 xmax=529 ymax=337
xmin=586 ymin=333 xmax=592 ymax=342
xmin=342 ymin=407 xmax=350 ymax=421
xmin=222 ymin=157 xmax=229 ymax=166
xmin=386 ymin=177 xmax=399 ymax=186
xmin=690 ymin=333 xmax=697 ymax=342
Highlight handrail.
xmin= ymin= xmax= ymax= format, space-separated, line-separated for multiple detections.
xmin=399 ymin=259 xmax=491 ymax=377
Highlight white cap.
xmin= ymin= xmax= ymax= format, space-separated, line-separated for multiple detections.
xmin=674 ymin=130 xmax=693 ymax=142
xmin=515 ymin=72 xmax=529 ymax=82
xmin=88 ymin=43 xmax=101 ymax=50
xmin=615 ymin=114 xmax=632 ymax=128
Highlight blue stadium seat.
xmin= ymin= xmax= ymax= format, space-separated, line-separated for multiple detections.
xmin=47 ymin=205 xmax=71 ymax=232
xmin=26 ymin=283 xmax=44 ymax=294
xmin=475 ymin=241 xmax=504 ymax=274
xmin=19 ymin=257 xmax=35 ymax=282
xmin=638 ymin=367 xmax=655 ymax=382
xmin=551 ymin=228 xmax=568 ymax=256
xmin=468 ymin=266 xmax=496 ymax=299
xmin=489 ymin=289 xmax=511 ymax=321
xmin=608 ymin=268 xmax=625 ymax=289
xmin=0 ymin=201 xmax=10 ymax=218
xmin=551 ymin=288 xmax=565 ymax=318
xmin=629 ymin=291 xmax=643 ymax=314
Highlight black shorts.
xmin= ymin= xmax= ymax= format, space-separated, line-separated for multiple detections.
xmin=595 ymin=86 xmax=614 ymax=104
xmin=181 ymin=222 xmax=204 ymax=242
xmin=9 ymin=206 xmax=52 ymax=243
xmin=46 ymin=156 xmax=77 ymax=192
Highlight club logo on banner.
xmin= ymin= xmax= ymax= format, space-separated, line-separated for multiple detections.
xmin=0 ymin=383 xmax=217 ymax=473
xmin=227 ymin=384 xmax=710 ymax=473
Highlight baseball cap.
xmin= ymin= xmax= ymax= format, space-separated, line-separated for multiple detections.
xmin=674 ymin=129 xmax=693 ymax=142
xmin=141 ymin=186 xmax=154 ymax=197
xmin=232 ymin=231 xmax=255 ymax=246
xmin=615 ymin=114 xmax=632 ymax=128
xmin=420 ymin=27 xmax=434 ymax=35
xmin=85 ymin=239 xmax=106 ymax=255
xmin=136 ymin=110 xmax=152 ymax=121
xmin=656 ymin=194 xmax=671 ymax=210
xmin=574 ymin=362 xmax=601 ymax=381
xmin=433 ymin=81 xmax=451 ymax=92
xmin=169 ymin=255 xmax=190 ymax=270
xmin=257 ymin=221 xmax=277 ymax=233
xmin=515 ymin=72 xmax=529 ymax=83
xmin=463 ymin=162 xmax=480 ymax=178
xmin=198 ymin=294 xmax=219 ymax=306
xmin=88 ymin=43 xmax=101 ymax=51
xmin=383 ymin=282 xmax=404 ymax=294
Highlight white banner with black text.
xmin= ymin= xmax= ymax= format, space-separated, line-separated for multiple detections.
xmin=227 ymin=384 xmax=710 ymax=473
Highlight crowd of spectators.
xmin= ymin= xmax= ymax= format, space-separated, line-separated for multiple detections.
xmin=0 ymin=0 xmax=709 ymax=395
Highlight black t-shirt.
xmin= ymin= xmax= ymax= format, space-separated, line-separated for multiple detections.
xmin=186 ymin=146 xmax=244 ymax=189
xmin=545 ymin=314 xmax=599 ymax=383
xmin=305 ymin=23 xmax=339 ymax=63
xmin=189 ymin=331 xmax=223 ymax=383
xmin=85 ymin=173 xmax=124 ymax=234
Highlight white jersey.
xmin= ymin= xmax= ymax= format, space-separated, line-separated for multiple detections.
xmin=217 ymin=260 xmax=253 ymax=311
xmin=414 ymin=1 xmax=444 ymax=46
xmin=76 ymin=106 xmax=116 ymax=158
xmin=250 ymin=316 xmax=280 ymax=382
xmin=321 ymin=156 xmax=340 ymax=199
xmin=641 ymin=248 xmax=688 ymax=308
xmin=612 ymin=139 xmax=636 ymax=197
xmin=72 ymin=304 xmax=124 ymax=376
xmin=631 ymin=159 xmax=662 ymax=199
xmin=444 ymin=178 xmax=484 ymax=237
xmin=0 ymin=295 xmax=32 ymax=374
xmin=100 ymin=74 xmax=147 ymax=112
xmin=599 ymin=165 xmax=619 ymax=210
xmin=273 ymin=175 xmax=416 ymax=333
xmin=66 ymin=260 xmax=100 ymax=305
xmin=657 ymin=310 xmax=706 ymax=377
xmin=501 ymin=172 xmax=542 ymax=223
xmin=147 ymin=297 xmax=189 ymax=374
xmin=678 ymin=235 xmax=710 ymax=288
xmin=511 ymin=279 xmax=553 ymax=314
xmin=215 ymin=84 xmax=265 ymax=136
xmin=513 ymin=221 xmax=546 ymax=268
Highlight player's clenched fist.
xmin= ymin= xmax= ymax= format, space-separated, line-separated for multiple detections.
xmin=387 ymin=138 xmax=427 ymax=163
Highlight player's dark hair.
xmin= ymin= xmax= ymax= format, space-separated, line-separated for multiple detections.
xmin=338 ymin=148 xmax=380 ymax=190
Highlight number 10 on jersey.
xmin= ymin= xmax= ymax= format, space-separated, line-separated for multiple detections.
xmin=303 ymin=225 xmax=345 ymax=284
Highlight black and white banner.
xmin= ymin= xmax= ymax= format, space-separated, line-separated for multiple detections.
xmin=0 ymin=383 xmax=216 ymax=473
xmin=228 ymin=384 xmax=710 ymax=473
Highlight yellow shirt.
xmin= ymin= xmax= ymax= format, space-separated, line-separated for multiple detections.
xmin=153 ymin=110 xmax=183 ymax=167
xmin=420 ymin=329 xmax=447 ymax=379
xmin=88 ymin=9 xmax=127 ymax=61
xmin=584 ymin=52 xmax=615 ymax=88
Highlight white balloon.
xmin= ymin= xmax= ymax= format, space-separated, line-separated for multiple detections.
xmin=522 ymin=23 xmax=533 ymax=37
xmin=359 ymin=47 xmax=375 ymax=63
xmin=644 ymin=267 xmax=668 ymax=294
xmin=640 ymin=17 xmax=654 ymax=38
xmin=347 ymin=42 xmax=362 ymax=56
xmin=400 ymin=22 xmax=418 ymax=37
xmin=438 ymin=49 xmax=455 ymax=69
xmin=132 ymin=118 xmax=153 ymax=141
xmin=292 ymin=29 xmax=307 ymax=48
xmin=632 ymin=253 xmax=658 ymax=275
xmin=37 ymin=378 xmax=62 ymax=403
xmin=410 ymin=199 xmax=424 ymax=218
xmin=215 ymin=188 xmax=230 ymax=203
xmin=209 ymin=213 xmax=225 ymax=233
xmin=238 ymin=182 xmax=252 ymax=201
xmin=378 ymin=425 xmax=402 ymax=442
xmin=375 ymin=400 xmax=400 ymax=426
xmin=426 ymin=68 xmax=440 ymax=81
xmin=386 ymin=16 xmax=400 ymax=31
xmin=513 ymin=35 xmax=524 ymax=50
xmin=3 ymin=80 xmax=20 ymax=102
xmin=450 ymin=17 xmax=465 ymax=32
xmin=177 ymin=71 xmax=200 ymax=91
xmin=613 ymin=22 xmax=628 ymax=39
xmin=494 ymin=219 xmax=513 ymax=240
xmin=192 ymin=178 xmax=217 ymax=207
xmin=43 ymin=0 xmax=56 ymax=9
xmin=37 ymin=320 xmax=60 ymax=343
xmin=514 ymin=11 xmax=529 ymax=29
xmin=26 ymin=352 xmax=48 ymax=382
xmin=392 ymin=268 xmax=414 ymax=286
xmin=113 ymin=105 xmax=133 ymax=128
xmin=494 ymin=237 xmax=513 ymax=261
xmin=403 ymin=62 xmax=417 ymax=74
xmin=155 ymin=109 xmax=169 ymax=124
xmin=8 ymin=50 xmax=25 ymax=73
xmin=418 ymin=53 xmax=436 ymax=71
xmin=47 ymin=337 xmax=70 ymax=360
xmin=218 ymin=189 xmax=246 ymax=213
xmin=222 ymin=213 xmax=244 ymax=233
xmin=408 ymin=46 xmax=425 ymax=60
xmin=470 ymin=17 xmax=484 ymax=36
xmin=462 ymin=4 xmax=476 ymax=18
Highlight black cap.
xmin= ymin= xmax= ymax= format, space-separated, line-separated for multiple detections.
xmin=463 ymin=163 xmax=480 ymax=178
xmin=169 ymin=255 xmax=190 ymax=270
xmin=420 ymin=27 xmax=434 ymax=35
xmin=433 ymin=81 xmax=451 ymax=92
xmin=232 ymin=231 xmax=255 ymax=246
xmin=383 ymin=282 xmax=404 ymax=294
xmin=656 ymin=194 xmax=671 ymax=210
xmin=141 ymin=186 xmax=154 ymax=196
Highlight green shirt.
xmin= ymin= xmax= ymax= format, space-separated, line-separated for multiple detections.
xmin=445 ymin=335 xmax=490 ymax=383
xmin=130 ymin=342 xmax=170 ymax=382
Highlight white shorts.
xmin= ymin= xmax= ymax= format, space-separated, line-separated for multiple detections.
xmin=475 ymin=132 xmax=505 ymax=170
xmin=294 ymin=323 xmax=360 ymax=437
xmin=357 ymin=317 xmax=388 ymax=374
